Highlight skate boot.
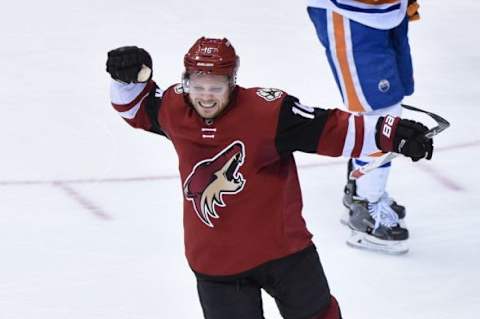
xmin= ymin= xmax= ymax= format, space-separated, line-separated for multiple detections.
xmin=341 ymin=179 xmax=406 ymax=224
xmin=341 ymin=158 xmax=406 ymax=225
xmin=345 ymin=196 xmax=409 ymax=255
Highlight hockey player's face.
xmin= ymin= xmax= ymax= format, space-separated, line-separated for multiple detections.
xmin=188 ymin=73 xmax=231 ymax=119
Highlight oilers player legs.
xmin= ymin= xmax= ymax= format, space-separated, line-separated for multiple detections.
xmin=307 ymin=0 xmax=422 ymax=254
xmin=106 ymin=37 xmax=432 ymax=318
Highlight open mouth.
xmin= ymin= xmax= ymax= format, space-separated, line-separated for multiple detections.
xmin=198 ymin=101 xmax=217 ymax=109
xmin=225 ymin=152 xmax=243 ymax=183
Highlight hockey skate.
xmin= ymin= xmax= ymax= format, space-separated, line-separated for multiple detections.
xmin=341 ymin=158 xmax=406 ymax=227
xmin=341 ymin=158 xmax=408 ymax=254
xmin=344 ymin=196 xmax=409 ymax=255
xmin=341 ymin=179 xmax=406 ymax=226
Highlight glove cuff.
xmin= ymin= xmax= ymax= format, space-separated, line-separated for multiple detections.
xmin=376 ymin=115 xmax=400 ymax=152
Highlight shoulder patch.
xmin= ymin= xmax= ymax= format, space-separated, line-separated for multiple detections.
xmin=174 ymin=84 xmax=184 ymax=94
xmin=256 ymin=88 xmax=283 ymax=102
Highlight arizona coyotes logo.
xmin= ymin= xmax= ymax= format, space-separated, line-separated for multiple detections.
xmin=183 ymin=141 xmax=246 ymax=227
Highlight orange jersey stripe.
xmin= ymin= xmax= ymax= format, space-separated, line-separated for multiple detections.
xmin=367 ymin=150 xmax=385 ymax=157
xmin=332 ymin=12 xmax=365 ymax=113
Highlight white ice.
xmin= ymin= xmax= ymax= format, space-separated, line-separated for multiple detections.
xmin=1 ymin=1 xmax=479 ymax=318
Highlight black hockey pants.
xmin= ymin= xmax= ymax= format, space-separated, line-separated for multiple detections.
xmin=195 ymin=245 xmax=341 ymax=319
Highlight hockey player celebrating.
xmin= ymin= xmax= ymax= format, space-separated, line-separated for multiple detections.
xmin=106 ymin=37 xmax=432 ymax=319
xmin=307 ymin=0 xmax=422 ymax=253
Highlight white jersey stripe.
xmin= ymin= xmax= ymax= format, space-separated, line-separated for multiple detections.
xmin=294 ymin=102 xmax=315 ymax=113
xmin=342 ymin=113 xmax=356 ymax=157
xmin=361 ymin=114 xmax=382 ymax=158
xmin=336 ymin=0 xmax=400 ymax=11
xmin=292 ymin=106 xmax=315 ymax=119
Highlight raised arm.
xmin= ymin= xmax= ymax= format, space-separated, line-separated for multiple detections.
xmin=275 ymin=96 xmax=433 ymax=161
xmin=106 ymin=46 xmax=166 ymax=136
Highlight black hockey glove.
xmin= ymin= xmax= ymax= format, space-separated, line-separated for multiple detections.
xmin=106 ymin=46 xmax=152 ymax=83
xmin=376 ymin=115 xmax=433 ymax=161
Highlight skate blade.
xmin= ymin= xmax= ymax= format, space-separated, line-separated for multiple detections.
xmin=346 ymin=230 xmax=409 ymax=255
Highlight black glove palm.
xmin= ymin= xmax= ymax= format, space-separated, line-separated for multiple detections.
xmin=376 ymin=116 xmax=433 ymax=161
xmin=106 ymin=46 xmax=152 ymax=83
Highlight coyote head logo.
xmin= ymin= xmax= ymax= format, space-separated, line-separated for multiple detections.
xmin=183 ymin=141 xmax=246 ymax=227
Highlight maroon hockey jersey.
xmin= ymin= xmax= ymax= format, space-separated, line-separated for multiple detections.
xmin=110 ymin=80 xmax=380 ymax=276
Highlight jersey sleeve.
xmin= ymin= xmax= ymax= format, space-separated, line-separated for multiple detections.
xmin=275 ymin=95 xmax=381 ymax=158
xmin=110 ymin=80 xmax=167 ymax=137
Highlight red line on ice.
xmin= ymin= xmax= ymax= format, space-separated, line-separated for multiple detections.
xmin=2 ymin=140 xmax=477 ymax=220
xmin=1 ymin=139 xmax=478 ymax=188
xmin=416 ymin=163 xmax=465 ymax=192
xmin=52 ymin=182 xmax=113 ymax=220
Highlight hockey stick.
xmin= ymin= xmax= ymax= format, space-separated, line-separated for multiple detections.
xmin=349 ymin=104 xmax=450 ymax=180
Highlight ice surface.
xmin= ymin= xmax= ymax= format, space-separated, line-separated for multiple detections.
xmin=1 ymin=1 xmax=479 ymax=318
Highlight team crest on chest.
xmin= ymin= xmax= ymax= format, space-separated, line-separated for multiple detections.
xmin=256 ymin=88 xmax=283 ymax=101
xmin=183 ymin=141 xmax=246 ymax=227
